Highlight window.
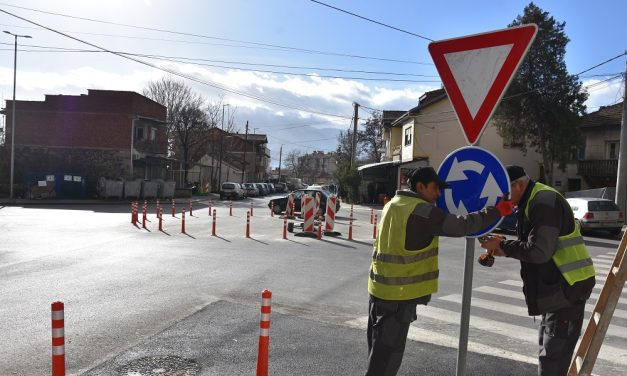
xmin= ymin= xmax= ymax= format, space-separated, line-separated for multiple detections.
xmin=135 ymin=127 xmax=144 ymax=140
xmin=404 ymin=127 xmax=412 ymax=146
xmin=150 ymin=128 xmax=156 ymax=141
xmin=606 ymin=141 xmax=619 ymax=159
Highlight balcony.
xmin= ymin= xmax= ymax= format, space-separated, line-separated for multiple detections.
xmin=577 ymin=160 xmax=618 ymax=178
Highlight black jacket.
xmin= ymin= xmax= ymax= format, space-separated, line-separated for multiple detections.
xmin=502 ymin=181 xmax=595 ymax=317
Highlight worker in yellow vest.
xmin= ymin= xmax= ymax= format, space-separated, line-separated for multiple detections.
xmin=365 ymin=166 xmax=514 ymax=376
xmin=479 ymin=165 xmax=595 ymax=376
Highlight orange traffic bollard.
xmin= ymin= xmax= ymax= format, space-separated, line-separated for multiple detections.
xmin=270 ymin=202 xmax=274 ymax=217
xmin=51 ymin=301 xmax=65 ymax=376
xmin=348 ymin=211 xmax=353 ymax=240
xmin=212 ymin=209 xmax=217 ymax=236
xmin=373 ymin=213 xmax=377 ymax=239
xmin=230 ymin=201 xmax=233 ymax=216
xmin=208 ymin=200 xmax=212 ymax=216
xmin=246 ymin=211 xmax=251 ymax=238
xmin=181 ymin=209 xmax=186 ymax=234
xmin=250 ymin=201 xmax=254 ymax=216
xmin=158 ymin=208 xmax=163 ymax=231
xmin=370 ymin=208 xmax=374 ymax=224
xmin=256 ymin=290 xmax=272 ymax=376
xmin=283 ymin=217 xmax=287 ymax=239
xmin=171 ymin=198 xmax=175 ymax=217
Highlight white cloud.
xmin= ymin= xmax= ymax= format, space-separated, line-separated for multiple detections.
xmin=583 ymin=78 xmax=624 ymax=111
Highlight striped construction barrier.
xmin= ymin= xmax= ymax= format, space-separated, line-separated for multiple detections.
xmin=51 ymin=301 xmax=65 ymax=376
xmin=283 ymin=193 xmax=295 ymax=218
xmin=294 ymin=196 xmax=316 ymax=238
xmin=256 ymin=290 xmax=272 ymax=376
xmin=315 ymin=192 xmax=321 ymax=217
xmin=324 ymin=195 xmax=341 ymax=236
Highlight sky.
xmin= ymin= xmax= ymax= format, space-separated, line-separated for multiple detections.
xmin=0 ymin=0 xmax=625 ymax=168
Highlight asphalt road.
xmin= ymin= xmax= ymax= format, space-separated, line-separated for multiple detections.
xmin=1 ymin=195 xmax=625 ymax=375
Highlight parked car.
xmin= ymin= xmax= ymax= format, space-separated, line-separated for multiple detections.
xmin=273 ymin=182 xmax=287 ymax=193
xmin=255 ymin=183 xmax=267 ymax=196
xmin=566 ymin=197 xmax=624 ymax=236
xmin=242 ymin=183 xmax=259 ymax=197
xmin=268 ymin=188 xmax=340 ymax=216
xmin=219 ymin=182 xmax=245 ymax=200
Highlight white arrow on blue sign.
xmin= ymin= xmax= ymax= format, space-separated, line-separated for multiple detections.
xmin=436 ymin=146 xmax=510 ymax=238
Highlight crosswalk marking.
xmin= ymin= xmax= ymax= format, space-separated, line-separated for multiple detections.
xmin=344 ymin=316 xmax=539 ymax=365
xmin=440 ymin=291 xmax=627 ymax=329
xmin=499 ymin=279 xmax=627 ymax=294
xmin=596 ymin=254 xmax=616 ymax=260
xmin=411 ymin=304 xmax=627 ymax=365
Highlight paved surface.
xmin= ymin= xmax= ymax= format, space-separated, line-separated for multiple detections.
xmin=1 ymin=195 xmax=625 ymax=375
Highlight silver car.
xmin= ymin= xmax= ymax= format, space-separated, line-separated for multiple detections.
xmin=566 ymin=197 xmax=624 ymax=236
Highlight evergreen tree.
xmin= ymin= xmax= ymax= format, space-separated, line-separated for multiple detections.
xmin=493 ymin=2 xmax=588 ymax=183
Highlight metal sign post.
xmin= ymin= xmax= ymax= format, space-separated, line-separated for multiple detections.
xmin=456 ymin=238 xmax=475 ymax=376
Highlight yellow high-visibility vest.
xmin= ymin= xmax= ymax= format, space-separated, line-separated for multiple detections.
xmin=524 ymin=183 xmax=595 ymax=285
xmin=368 ymin=194 xmax=439 ymax=300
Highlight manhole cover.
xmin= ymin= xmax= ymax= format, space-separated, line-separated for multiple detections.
xmin=118 ymin=356 xmax=201 ymax=376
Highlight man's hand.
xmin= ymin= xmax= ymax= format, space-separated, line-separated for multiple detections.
xmin=478 ymin=234 xmax=506 ymax=257
xmin=496 ymin=194 xmax=514 ymax=217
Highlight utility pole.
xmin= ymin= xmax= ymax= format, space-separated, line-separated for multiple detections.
xmin=278 ymin=145 xmax=283 ymax=182
xmin=615 ymin=59 xmax=627 ymax=221
xmin=242 ymin=121 xmax=249 ymax=184
xmin=350 ymin=102 xmax=359 ymax=168
xmin=218 ymin=104 xmax=229 ymax=186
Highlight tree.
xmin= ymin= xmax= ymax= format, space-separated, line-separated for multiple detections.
xmin=493 ymin=2 xmax=588 ymax=184
xmin=359 ymin=111 xmax=384 ymax=163
xmin=335 ymin=128 xmax=357 ymax=166
xmin=284 ymin=150 xmax=305 ymax=178
xmin=143 ymin=77 xmax=211 ymax=184
xmin=333 ymin=162 xmax=362 ymax=203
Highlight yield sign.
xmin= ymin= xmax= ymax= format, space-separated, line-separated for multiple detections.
xmin=428 ymin=24 xmax=537 ymax=145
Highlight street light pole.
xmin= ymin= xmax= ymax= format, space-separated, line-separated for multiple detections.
xmin=4 ymin=31 xmax=31 ymax=199
xmin=217 ymin=103 xmax=229 ymax=187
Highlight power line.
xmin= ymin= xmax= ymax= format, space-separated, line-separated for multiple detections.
xmin=0 ymin=8 xmax=355 ymax=120
xmin=0 ymin=3 xmax=432 ymax=65
xmin=309 ymin=0 xmax=433 ymax=42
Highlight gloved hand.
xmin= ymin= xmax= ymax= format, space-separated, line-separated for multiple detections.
xmin=496 ymin=194 xmax=514 ymax=217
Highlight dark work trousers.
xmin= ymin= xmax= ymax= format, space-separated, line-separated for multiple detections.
xmin=365 ymin=296 xmax=419 ymax=376
xmin=538 ymin=303 xmax=585 ymax=376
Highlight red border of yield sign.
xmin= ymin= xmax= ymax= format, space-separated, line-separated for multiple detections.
xmin=428 ymin=24 xmax=537 ymax=145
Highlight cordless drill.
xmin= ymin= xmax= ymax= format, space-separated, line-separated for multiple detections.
xmin=477 ymin=234 xmax=506 ymax=267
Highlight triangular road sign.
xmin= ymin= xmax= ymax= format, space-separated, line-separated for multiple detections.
xmin=428 ymin=24 xmax=537 ymax=145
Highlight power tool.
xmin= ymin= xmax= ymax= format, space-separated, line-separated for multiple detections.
xmin=477 ymin=234 xmax=506 ymax=267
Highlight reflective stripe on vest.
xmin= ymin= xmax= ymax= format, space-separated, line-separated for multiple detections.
xmin=524 ymin=183 xmax=595 ymax=285
xmin=368 ymin=194 xmax=439 ymax=300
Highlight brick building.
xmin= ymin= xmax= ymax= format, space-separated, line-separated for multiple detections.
xmin=0 ymin=89 xmax=167 ymax=196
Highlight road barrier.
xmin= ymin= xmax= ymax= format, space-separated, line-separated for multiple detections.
xmin=143 ymin=200 xmax=147 ymax=223
xmin=283 ymin=217 xmax=287 ymax=239
xmin=171 ymin=199 xmax=175 ymax=217
xmin=284 ymin=193 xmax=295 ymax=218
xmin=212 ymin=209 xmax=217 ymax=236
xmin=317 ymin=216 xmax=322 ymax=240
xmin=51 ymin=301 xmax=65 ymax=376
xmin=208 ymin=200 xmax=212 ymax=216
xmin=324 ymin=195 xmax=341 ymax=236
xmin=142 ymin=206 xmax=147 ymax=229
xmin=256 ymin=290 xmax=272 ymax=376
xmin=181 ymin=209 xmax=186 ymax=234
xmin=348 ymin=204 xmax=354 ymax=240
xmin=158 ymin=208 xmax=163 ymax=231
xmin=131 ymin=201 xmax=137 ymax=225
xmin=315 ymin=192 xmax=321 ymax=217
xmin=250 ymin=201 xmax=254 ymax=216
xmin=373 ymin=213 xmax=378 ymax=240
xmin=370 ymin=208 xmax=374 ymax=224
xmin=156 ymin=198 xmax=160 ymax=218
xmin=270 ymin=202 xmax=274 ymax=217
xmin=230 ymin=201 xmax=233 ymax=216
xmin=246 ymin=211 xmax=251 ymax=238
xmin=189 ymin=199 xmax=193 ymax=216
